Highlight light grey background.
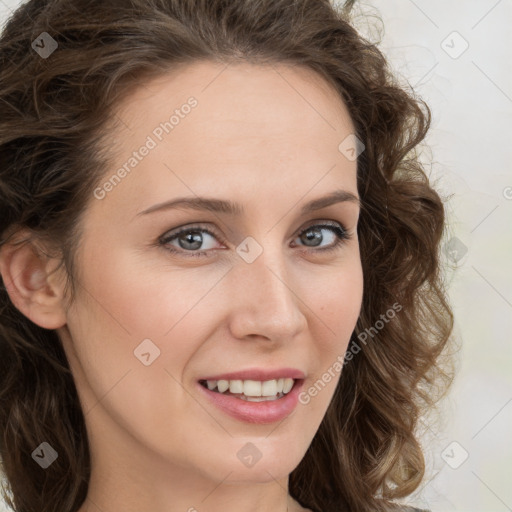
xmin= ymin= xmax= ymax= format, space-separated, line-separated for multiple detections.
xmin=1 ymin=0 xmax=511 ymax=511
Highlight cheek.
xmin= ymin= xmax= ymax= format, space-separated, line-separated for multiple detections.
xmin=73 ymin=236 xmax=230 ymax=339
xmin=63 ymin=264 xmax=215 ymax=460
xmin=64 ymin=239 xmax=236 ymax=411
xmin=299 ymin=257 xmax=362 ymax=406
xmin=60 ymin=245 xmax=187 ymax=409
xmin=311 ymin=258 xmax=363 ymax=348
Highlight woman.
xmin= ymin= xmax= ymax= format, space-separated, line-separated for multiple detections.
xmin=0 ymin=0 xmax=454 ymax=511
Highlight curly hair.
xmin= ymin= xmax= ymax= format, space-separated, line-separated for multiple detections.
xmin=0 ymin=0 xmax=454 ymax=511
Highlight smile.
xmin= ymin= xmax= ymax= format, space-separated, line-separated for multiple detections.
xmin=199 ymin=378 xmax=295 ymax=402
xmin=197 ymin=377 xmax=304 ymax=424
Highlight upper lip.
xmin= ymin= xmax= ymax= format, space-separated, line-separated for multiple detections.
xmin=199 ymin=367 xmax=306 ymax=381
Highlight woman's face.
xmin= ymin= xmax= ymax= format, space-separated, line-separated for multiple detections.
xmin=58 ymin=61 xmax=363 ymax=489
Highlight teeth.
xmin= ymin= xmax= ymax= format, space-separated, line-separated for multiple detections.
xmin=203 ymin=378 xmax=296 ymax=398
xmin=229 ymin=380 xmax=243 ymax=394
xmin=261 ymin=379 xmax=277 ymax=396
xmin=217 ymin=379 xmax=229 ymax=393
xmin=283 ymin=378 xmax=294 ymax=393
xmin=244 ymin=380 xmax=262 ymax=396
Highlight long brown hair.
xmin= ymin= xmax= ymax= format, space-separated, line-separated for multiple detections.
xmin=0 ymin=1 xmax=454 ymax=511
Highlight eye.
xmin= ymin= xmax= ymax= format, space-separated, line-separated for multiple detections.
xmin=158 ymin=221 xmax=351 ymax=259
xmin=293 ymin=222 xmax=351 ymax=253
xmin=159 ymin=224 xmax=223 ymax=258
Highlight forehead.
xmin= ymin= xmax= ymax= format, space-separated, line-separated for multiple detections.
xmin=112 ymin=60 xmax=355 ymax=147
xmin=94 ymin=61 xmax=358 ymax=220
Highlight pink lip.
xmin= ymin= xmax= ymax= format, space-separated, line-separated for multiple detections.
xmin=199 ymin=367 xmax=306 ymax=381
xmin=197 ymin=378 xmax=304 ymax=424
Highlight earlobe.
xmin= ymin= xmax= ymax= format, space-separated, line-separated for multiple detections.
xmin=0 ymin=233 xmax=67 ymax=330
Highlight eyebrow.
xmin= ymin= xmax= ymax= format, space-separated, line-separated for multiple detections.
xmin=136 ymin=189 xmax=360 ymax=217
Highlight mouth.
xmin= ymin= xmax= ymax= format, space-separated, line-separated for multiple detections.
xmin=198 ymin=377 xmax=300 ymax=402
xmin=196 ymin=373 xmax=305 ymax=424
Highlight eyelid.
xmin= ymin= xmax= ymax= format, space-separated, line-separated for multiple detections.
xmin=158 ymin=223 xmax=225 ymax=246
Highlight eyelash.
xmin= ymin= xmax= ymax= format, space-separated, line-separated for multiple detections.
xmin=158 ymin=221 xmax=352 ymax=259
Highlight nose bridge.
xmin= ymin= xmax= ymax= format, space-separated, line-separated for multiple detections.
xmin=228 ymin=239 xmax=307 ymax=341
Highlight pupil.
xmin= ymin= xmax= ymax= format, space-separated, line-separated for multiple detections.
xmin=181 ymin=231 xmax=202 ymax=250
xmin=303 ymin=228 xmax=322 ymax=246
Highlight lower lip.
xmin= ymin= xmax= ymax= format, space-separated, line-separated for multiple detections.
xmin=197 ymin=380 xmax=304 ymax=424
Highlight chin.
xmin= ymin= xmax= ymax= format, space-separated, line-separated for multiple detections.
xmin=222 ymin=463 xmax=298 ymax=484
xmin=230 ymin=441 xmax=306 ymax=482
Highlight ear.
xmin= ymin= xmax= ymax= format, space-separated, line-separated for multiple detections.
xmin=0 ymin=230 xmax=68 ymax=329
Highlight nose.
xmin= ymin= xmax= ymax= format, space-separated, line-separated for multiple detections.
xmin=227 ymin=245 xmax=308 ymax=343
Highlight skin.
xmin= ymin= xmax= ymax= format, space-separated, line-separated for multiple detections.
xmin=0 ymin=61 xmax=363 ymax=512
